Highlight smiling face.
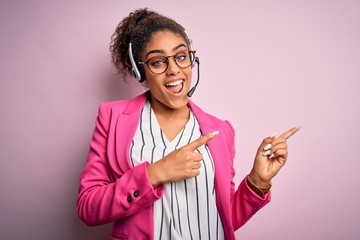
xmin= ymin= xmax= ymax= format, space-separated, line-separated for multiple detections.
xmin=141 ymin=30 xmax=192 ymax=113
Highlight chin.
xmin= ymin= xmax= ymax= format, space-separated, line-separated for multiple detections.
xmin=166 ymin=96 xmax=189 ymax=110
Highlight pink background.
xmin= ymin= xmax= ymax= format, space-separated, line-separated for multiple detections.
xmin=1 ymin=1 xmax=359 ymax=239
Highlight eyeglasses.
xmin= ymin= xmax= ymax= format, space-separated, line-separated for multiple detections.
xmin=138 ymin=50 xmax=196 ymax=74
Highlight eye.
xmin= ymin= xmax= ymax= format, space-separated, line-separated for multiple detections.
xmin=175 ymin=52 xmax=187 ymax=62
xmin=149 ymin=57 xmax=166 ymax=67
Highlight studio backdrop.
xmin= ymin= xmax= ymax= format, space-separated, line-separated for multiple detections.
xmin=1 ymin=1 xmax=359 ymax=239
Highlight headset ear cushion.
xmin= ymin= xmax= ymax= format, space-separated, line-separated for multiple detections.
xmin=138 ymin=65 xmax=145 ymax=82
xmin=132 ymin=66 xmax=142 ymax=82
xmin=132 ymin=70 xmax=138 ymax=79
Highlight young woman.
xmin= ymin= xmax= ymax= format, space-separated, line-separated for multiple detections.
xmin=77 ymin=8 xmax=299 ymax=240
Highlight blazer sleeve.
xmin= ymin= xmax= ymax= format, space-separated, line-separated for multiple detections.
xmin=225 ymin=121 xmax=271 ymax=230
xmin=77 ymin=103 xmax=164 ymax=226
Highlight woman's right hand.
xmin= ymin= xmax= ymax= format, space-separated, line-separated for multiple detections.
xmin=147 ymin=131 xmax=219 ymax=187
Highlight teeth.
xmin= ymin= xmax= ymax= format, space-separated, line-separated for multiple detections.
xmin=166 ymin=80 xmax=183 ymax=87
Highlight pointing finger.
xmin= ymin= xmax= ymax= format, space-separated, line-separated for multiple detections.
xmin=280 ymin=126 xmax=301 ymax=140
xmin=186 ymin=131 xmax=219 ymax=150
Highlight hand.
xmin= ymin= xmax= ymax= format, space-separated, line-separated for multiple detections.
xmin=147 ymin=131 xmax=219 ymax=187
xmin=249 ymin=127 xmax=300 ymax=187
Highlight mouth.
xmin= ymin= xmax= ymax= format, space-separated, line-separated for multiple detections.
xmin=165 ymin=80 xmax=184 ymax=95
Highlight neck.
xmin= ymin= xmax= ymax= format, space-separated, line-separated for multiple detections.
xmin=149 ymin=96 xmax=190 ymax=142
xmin=150 ymin=97 xmax=190 ymax=121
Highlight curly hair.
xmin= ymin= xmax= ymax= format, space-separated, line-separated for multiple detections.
xmin=109 ymin=8 xmax=190 ymax=80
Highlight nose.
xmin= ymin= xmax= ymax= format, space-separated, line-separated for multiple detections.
xmin=166 ymin=57 xmax=180 ymax=75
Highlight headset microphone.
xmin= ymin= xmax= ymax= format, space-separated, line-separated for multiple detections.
xmin=187 ymin=56 xmax=200 ymax=97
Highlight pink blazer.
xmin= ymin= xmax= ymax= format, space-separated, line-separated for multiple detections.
xmin=77 ymin=92 xmax=271 ymax=240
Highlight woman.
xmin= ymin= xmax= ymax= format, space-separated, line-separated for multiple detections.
xmin=77 ymin=8 xmax=299 ymax=240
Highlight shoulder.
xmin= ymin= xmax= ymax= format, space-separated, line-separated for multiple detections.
xmin=97 ymin=91 xmax=148 ymax=116
xmin=98 ymin=99 xmax=131 ymax=114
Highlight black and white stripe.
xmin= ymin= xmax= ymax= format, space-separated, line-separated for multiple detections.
xmin=130 ymin=101 xmax=224 ymax=240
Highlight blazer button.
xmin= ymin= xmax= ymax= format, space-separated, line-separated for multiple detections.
xmin=127 ymin=195 xmax=132 ymax=203
xmin=133 ymin=191 xmax=139 ymax=198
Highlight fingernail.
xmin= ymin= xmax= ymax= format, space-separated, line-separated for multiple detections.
xmin=262 ymin=150 xmax=271 ymax=156
xmin=269 ymin=153 xmax=274 ymax=159
xmin=211 ymin=131 xmax=220 ymax=136
xmin=263 ymin=144 xmax=272 ymax=151
xmin=297 ymin=125 xmax=302 ymax=130
xmin=269 ymin=132 xmax=277 ymax=138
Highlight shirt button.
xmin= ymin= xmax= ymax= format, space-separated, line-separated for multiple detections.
xmin=133 ymin=191 xmax=139 ymax=198
xmin=127 ymin=195 xmax=132 ymax=203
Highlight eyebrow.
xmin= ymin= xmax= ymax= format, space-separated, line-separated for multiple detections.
xmin=145 ymin=43 xmax=187 ymax=58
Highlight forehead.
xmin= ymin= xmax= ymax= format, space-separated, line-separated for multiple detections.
xmin=144 ymin=30 xmax=187 ymax=54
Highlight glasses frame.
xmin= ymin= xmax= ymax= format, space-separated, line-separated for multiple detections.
xmin=138 ymin=50 xmax=196 ymax=75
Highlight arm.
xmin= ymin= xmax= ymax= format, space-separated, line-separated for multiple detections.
xmin=224 ymin=121 xmax=271 ymax=230
xmin=230 ymin=125 xmax=300 ymax=230
xmin=77 ymin=103 xmax=164 ymax=226
xmin=230 ymin=176 xmax=271 ymax=230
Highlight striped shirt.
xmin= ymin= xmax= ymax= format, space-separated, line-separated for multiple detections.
xmin=130 ymin=100 xmax=225 ymax=240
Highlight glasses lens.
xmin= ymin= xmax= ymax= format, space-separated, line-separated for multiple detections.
xmin=147 ymin=51 xmax=195 ymax=74
xmin=148 ymin=56 xmax=168 ymax=74
xmin=175 ymin=51 xmax=194 ymax=68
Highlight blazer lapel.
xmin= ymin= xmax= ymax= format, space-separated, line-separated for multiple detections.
xmin=188 ymin=100 xmax=233 ymax=230
xmin=115 ymin=92 xmax=148 ymax=172
xmin=188 ymin=100 xmax=231 ymax=187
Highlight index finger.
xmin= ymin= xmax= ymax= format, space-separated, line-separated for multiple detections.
xmin=185 ymin=131 xmax=219 ymax=150
xmin=279 ymin=126 xmax=301 ymax=140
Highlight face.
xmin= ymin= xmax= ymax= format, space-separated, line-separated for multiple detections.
xmin=141 ymin=30 xmax=192 ymax=112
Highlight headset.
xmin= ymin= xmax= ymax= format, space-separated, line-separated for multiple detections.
xmin=128 ymin=30 xmax=200 ymax=97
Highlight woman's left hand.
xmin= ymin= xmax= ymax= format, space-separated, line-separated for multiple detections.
xmin=249 ymin=127 xmax=300 ymax=187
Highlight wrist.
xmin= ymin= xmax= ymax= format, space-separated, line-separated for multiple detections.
xmin=147 ymin=162 xmax=164 ymax=188
xmin=247 ymin=173 xmax=272 ymax=197
xmin=248 ymin=171 xmax=271 ymax=188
